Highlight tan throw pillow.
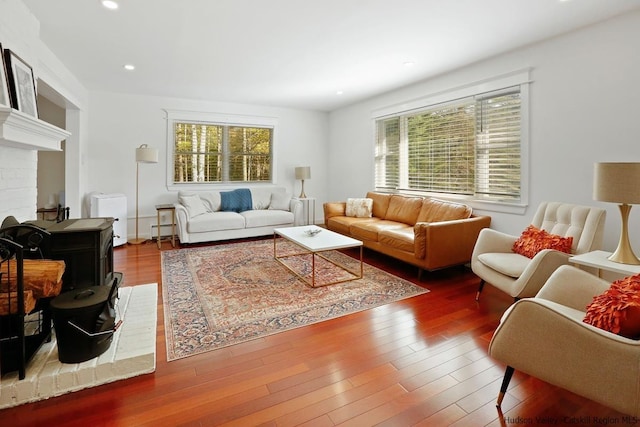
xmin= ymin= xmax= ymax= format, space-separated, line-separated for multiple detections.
xmin=346 ymin=198 xmax=373 ymax=218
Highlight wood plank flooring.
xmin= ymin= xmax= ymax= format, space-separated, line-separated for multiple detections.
xmin=1 ymin=238 xmax=629 ymax=426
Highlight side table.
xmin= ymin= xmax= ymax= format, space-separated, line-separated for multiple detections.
xmin=294 ymin=197 xmax=316 ymax=225
xmin=569 ymin=250 xmax=640 ymax=278
xmin=155 ymin=204 xmax=176 ymax=249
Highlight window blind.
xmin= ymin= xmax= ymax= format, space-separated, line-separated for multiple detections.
xmin=374 ymin=87 xmax=522 ymax=201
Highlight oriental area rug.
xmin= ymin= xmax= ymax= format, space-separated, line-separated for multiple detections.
xmin=161 ymin=238 xmax=428 ymax=361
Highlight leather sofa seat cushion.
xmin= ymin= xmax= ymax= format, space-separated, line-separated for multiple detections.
xmin=477 ymin=252 xmax=530 ymax=278
xmin=326 ymin=216 xmax=377 ymax=236
xmin=242 ymin=210 xmax=294 ymax=228
xmin=350 ymin=220 xmax=408 ymax=242
xmin=187 ymin=211 xmax=245 ymax=233
xmin=379 ymin=227 xmax=415 ymax=253
xmin=366 ymin=192 xmax=392 ymax=219
xmin=418 ymin=198 xmax=472 ymax=223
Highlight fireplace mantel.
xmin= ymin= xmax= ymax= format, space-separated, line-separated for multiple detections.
xmin=0 ymin=106 xmax=70 ymax=151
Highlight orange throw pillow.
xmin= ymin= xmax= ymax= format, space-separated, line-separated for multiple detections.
xmin=512 ymin=225 xmax=573 ymax=258
xmin=584 ymin=274 xmax=640 ymax=339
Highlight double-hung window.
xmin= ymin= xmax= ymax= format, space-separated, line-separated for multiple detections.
xmin=374 ymin=71 xmax=529 ymax=208
xmin=166 ymin=110 xmax=276 ymax=188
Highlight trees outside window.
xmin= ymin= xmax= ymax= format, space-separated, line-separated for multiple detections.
xmin=172 ymin=122 xmax=272 ymax=184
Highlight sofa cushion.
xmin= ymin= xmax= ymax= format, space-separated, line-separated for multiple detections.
xmin=350 ymin=220 xmax=408 ymax=242
xmin=346 ymin=198 xmax=373 ymax=218
xmin=198 ymin=192 xmax=221 ymax=212
xmin=179 ymin=194 xmax=208 ymax=218
xmin=384 ymin=195 xmax=424 ymax=225
xmin=327 ymin=216 xmax=376 ymax=236
xmin=221 ymin=189 xmax=253 ymax=213
xmin=187 ymin=211 xmax=245 ymax=233
xmin=242 ymin=210 xmax=294 ymax=228
xmin=269 ymin=192 xmax=291 ymax=211
xmin=417 ymin=198 xmax=472 ymax=223
xmin=366 ymin=192 xmax=392 ymax=219
xmin=477 ymin=252 xmax=530 ymax=278
xmin=251 ymin=189 xmax=272 ymax=210
xmin=379 ymin=227 xmax=414 ymax=253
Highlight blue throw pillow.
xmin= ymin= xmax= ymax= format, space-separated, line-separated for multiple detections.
xmin=220 ymin=189 xmax=253 ymax=212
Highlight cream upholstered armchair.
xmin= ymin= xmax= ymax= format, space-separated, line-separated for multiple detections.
xmin=489 ymin=265 xmax=640 ymax=417
xmin=471 ymin=202 xmax=606 ymax=301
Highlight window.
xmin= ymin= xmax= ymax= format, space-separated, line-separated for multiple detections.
xmin=166 ymin=110 xmax=276 ymax=187
xmin=375 ymin=84 xmax=524 ymax=204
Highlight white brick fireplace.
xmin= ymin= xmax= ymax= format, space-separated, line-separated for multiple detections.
xmin=0 ymin=107 xmax=69 ymax=222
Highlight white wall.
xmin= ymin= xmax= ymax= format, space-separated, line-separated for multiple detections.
xmin=37 ymin=95 xmax=65 ymax=210
xmin=328 ymin=10 xmax=640 ymax=254
xmin=0 ymin=0 xmax=88 ymax=222
xmin=86 ymin=92 xmax=328 ymax=239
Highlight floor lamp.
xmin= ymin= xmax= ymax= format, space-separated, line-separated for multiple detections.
xmin=594 ymin=162 xmax=640 ymax=264
xmin=130 ymin=144 xmax=158 ymax=245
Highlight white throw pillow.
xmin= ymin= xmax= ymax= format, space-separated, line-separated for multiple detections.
xmin=269 ymin=192 xmax=291 ymax=211
xmin=179 ymin=194 xmax=208 ymax=218
xmin=251 ymin=189 xmax=272 ymax=210
xmin=346 ymin=198 xmax=373 ymax=218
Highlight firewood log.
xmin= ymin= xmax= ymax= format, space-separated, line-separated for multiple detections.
xmin=0 ymin=259 xmax=66 ymax=298
xmin=0 ymin=290 xmax=37 ymax=315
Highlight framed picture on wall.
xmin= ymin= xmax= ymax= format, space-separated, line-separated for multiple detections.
xmin=0 ymin=43 xmax=11 ymax=108
xmin=4 ymin=49 xmax=38 ymax=118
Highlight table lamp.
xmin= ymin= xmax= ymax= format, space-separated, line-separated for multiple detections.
xmin=594 ymin=162 xmax=640 ymax=264
xmin=130 ymin=144 xmax=159 ymax=245
xmin=295 ymin=166 xmax=310 ymax=198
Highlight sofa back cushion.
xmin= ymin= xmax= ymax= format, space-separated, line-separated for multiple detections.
xmin=251 ymin=189 xmax=272 ymax=210
xmin=178 ymin=193 xmax=209 ymax=218
xmin=417 ymin=198 xmax=472 ymax=223
xmin=366 ymin=192 xmax=392 ymax=219
xmin=385 ymin=195 xmax=424 ymax=226
xmin=198 ymin=192 xmax=221 ymax=212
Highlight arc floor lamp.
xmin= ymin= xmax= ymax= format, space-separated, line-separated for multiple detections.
xmin=130 ymin=144 xmax=158 ymax=245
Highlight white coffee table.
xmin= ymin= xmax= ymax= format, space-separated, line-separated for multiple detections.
xmin=273 ymin=225 xmax=363 ymax=287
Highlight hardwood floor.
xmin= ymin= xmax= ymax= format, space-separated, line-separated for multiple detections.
xmin=1 ymin=239 xmax=628 ymax=426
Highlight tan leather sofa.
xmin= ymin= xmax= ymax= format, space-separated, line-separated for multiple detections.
xmin=323 ymin=192 xmax=491 ymax=274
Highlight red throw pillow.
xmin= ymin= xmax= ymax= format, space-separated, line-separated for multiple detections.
xmin=512 ymin=225 xmax=573 ymax=258
xmin=584 ymin=274 xmax=640 ymax=339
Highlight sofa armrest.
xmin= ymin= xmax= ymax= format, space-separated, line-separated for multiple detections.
xmin=290 ymin=198 xmax=304 ymax=226
xmin=536 ymin=265 xmax=610 ymax=310
xmin=415 ymin=215 xmax=491 ymax=269
xmin=323 ymin=202 xmax=346 ymax=222
xmin=174 ymin=203 xmax=190 ymax=243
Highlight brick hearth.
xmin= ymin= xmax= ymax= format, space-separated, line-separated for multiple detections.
xmin=0 ymin=283 xmax=157 ymax=409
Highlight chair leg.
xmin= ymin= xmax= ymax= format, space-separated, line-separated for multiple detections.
xmin=475 ymin=279 xmax=485 ymax=301
xmin=497 ymin=366 xmax=515 ymax=408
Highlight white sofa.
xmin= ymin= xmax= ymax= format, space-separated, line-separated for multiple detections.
xmin=175 ymin=187 xmax=303 ymax=244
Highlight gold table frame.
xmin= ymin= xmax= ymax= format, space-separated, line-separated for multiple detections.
xmin=273 ymin=226 xmax=363 ymax=288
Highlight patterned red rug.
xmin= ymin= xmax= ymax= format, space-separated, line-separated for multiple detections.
xmin=161 ymin=238 xmax=428 ymax=361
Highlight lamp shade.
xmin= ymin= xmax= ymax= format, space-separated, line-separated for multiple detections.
xmin=594 ymin=162 xmax=640 ymax=204
xmin=295 ymin=166 xmax=311 ymax=180
xmin=136 ymin=144 xmax=159 ymax=163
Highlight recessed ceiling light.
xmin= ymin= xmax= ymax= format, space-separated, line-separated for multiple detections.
xmin=403 ymin=61 xmax=415 ymax=68
xmin=102 ymin=1 xmax=119 ymax=10
xmin=336 ymin=90 xmax=344 ymax=96
xmin=123 ymin=64 xmax=135 ymax=71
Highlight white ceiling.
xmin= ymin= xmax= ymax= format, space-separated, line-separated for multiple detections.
xmin=22 ymin=0 xmax=640 ymax=112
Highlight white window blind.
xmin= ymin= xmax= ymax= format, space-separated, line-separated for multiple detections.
xmin=374 ymin=87 xmax=522 ymax=202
